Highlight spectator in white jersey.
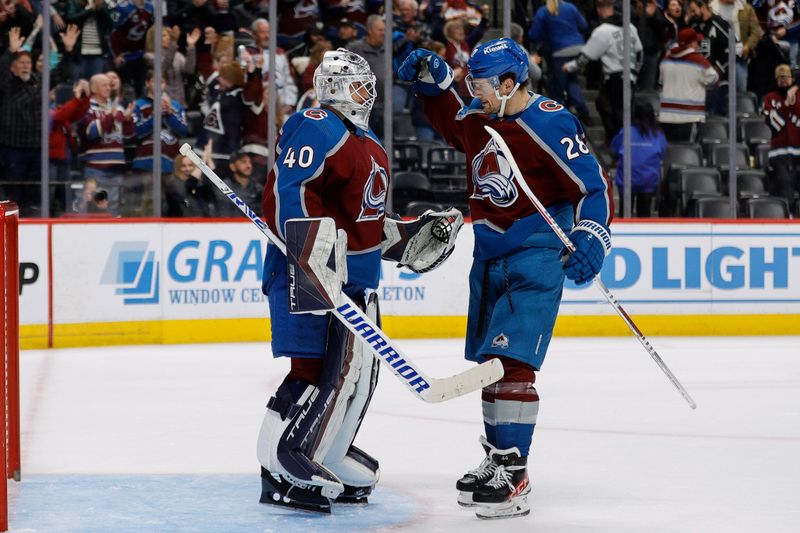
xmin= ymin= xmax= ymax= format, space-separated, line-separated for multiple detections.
xmin=659 ymin=27 xmax=719 ymax=142
xmin=564 ymin=0 xmax=643 ymax=144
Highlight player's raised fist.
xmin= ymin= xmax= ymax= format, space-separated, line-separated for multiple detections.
xmin=396 ymin=48 xmax=434 ymax=81
xmin=398 ymin=49 xmax=454 ymax=96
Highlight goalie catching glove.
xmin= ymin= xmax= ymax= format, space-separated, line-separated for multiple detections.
xmin=381 ymin=207 xmax=464 ymax=273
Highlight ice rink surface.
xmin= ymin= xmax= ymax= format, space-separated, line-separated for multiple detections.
xmin=11 ymin=336 xmax=800 ymax=532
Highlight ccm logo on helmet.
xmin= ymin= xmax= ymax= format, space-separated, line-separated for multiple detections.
xmin=483 ymin=43 xmax=509 ymax=54
xmin=539 ymin=100 xmax=564 ymax=112
xmin=303 ymin=109 xmax=328 ymax=120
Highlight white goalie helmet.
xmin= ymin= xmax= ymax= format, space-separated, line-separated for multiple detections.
xmin=314 ymin=48 xmax=377 ymax=131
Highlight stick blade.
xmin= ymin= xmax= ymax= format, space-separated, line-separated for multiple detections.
xmin=420 ymin=358 xmax=504 ymax=403
xmin=179 ymin=143 xmax=193 ymax=156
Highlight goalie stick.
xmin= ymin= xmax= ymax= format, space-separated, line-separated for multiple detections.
xmin=179 ymin=143 xmax=503 ymax=402
xmin=483 ymin=126 xmax=697 ymax=410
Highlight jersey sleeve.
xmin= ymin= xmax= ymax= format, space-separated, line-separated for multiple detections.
xmin=272 ymin=113 xmax=344 ymax=237
xmin=518 ymin=111 xmax=613 ymax=227
xmin=580 ymin=31 xmax=608 ymax=61
xmin=420 ymin=88 xmax=468 ymax=152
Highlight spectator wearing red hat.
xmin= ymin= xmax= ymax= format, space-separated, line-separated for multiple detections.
xmin=659 ymin=27 xmax=719 ymax=142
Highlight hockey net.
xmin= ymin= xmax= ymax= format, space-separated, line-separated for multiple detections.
xmin=0 ymin=202 xmax=21 ymax=532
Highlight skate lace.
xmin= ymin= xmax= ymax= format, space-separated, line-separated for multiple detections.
xmin=484 ymin=465 xmax=514 ymax=491
xmin=468 ymin=455 xmax=498 ymax=481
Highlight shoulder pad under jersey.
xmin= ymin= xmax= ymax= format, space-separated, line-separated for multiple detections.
xmin=280 ymin=108 xmax=349 ymax=152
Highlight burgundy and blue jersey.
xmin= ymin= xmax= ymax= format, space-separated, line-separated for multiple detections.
xmin=422 ymin=89 xmax=613 ymax=260
xmin=262 ymin=108 xmax=389 ymax=290
xmin=78 ymin=99 xmax=136 ymax=169
xmin=277 ymin=0 xmax=320 ymax=49
xmin=110 ymin=0 xmax=154 ymax=61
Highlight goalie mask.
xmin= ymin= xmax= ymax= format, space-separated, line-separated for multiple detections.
xmin=314 ymin=49 xmax=377 ymax=131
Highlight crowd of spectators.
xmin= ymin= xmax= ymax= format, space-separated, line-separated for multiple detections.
xmin=1 ymin=0 xmax=799 ymax=219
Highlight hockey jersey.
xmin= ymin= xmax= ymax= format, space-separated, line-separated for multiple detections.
xmin=200 ymin=70 xmax=263 ymax=163
xmin=277 ymin=0 xmax=320 ymax=49
xmin=78 ymin=99 xmax=136 ymax=169
xmin=762 ymin=88 xmax=800 ymax=157
xmin=262 ymin=108 xmax=388 ymax=290
xmin=578 ymin=17 xmax=643 ymax=80
xmin=132 ymin=96 xmax=189 ymax=172
xmin=110 ymin=0 xmax=154 ymax=61
xmin=659 ymin=45 xmax=719 ymax=124
xmin=422 ymin=89 xmax=613 ymax=260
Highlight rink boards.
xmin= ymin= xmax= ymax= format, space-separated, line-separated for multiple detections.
xmin=18 ymin=219 xmax=800 ymax=348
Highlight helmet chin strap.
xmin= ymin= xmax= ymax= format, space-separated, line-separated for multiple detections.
xmin=495 ymin=82 xmax=520 ymax=117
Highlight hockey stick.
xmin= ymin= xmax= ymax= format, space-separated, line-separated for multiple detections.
xmin=483 ymin=126 xmax=696 ymax=410
xmin=179 ymin=143 xmax=503 ymax=402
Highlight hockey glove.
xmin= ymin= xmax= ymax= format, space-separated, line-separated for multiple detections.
xmin=397 ymin=49 xmax=454 ymax=97
xmin=560 ymin=220 xmax=611 ymax=285
xmin=381 ymin=208 xmax=464 ymax=273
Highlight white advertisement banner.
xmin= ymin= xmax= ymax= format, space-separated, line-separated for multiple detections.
xmin=161 ymin=223 xmax=269 ymax=319
xmin=52 ymin=224 xmax=164 ymax=324
xmin=20 ymin=221 xmax=800 ymax=327
xmin=19 ymin=224 xmax=49 ymax=325
xmin=561 ymin=223 xmax=800 ymax=315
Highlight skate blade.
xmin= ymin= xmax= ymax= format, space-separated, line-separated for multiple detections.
xmin=334 ymin=495 xmax=369 ymax=505
xmin=475 ymin=495 xmax=530 ymax=520
xmin=260 ymin=491 xmax=332 ymax=514
xmin=457 ymin=491 xmax=476 ymax=508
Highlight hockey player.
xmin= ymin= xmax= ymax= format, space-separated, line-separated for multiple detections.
xmin=398 ymin=38 xmax=613 ymax=519
xmin=256 ymin=48 xmax=463 ymax=514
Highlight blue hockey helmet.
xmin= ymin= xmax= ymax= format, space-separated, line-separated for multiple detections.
xmin=467 ymin=38 xmax=529 ymax=86
xmin=465 ymin=38 xmax=529 ymax=117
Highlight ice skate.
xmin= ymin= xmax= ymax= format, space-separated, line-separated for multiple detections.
xmin=455 ymin=436 xmax=499 ymax=507
xmin=473 ymin=447 xmax=530 ymax=520
xmin=259 ymin=467 xmax=333 ymax=514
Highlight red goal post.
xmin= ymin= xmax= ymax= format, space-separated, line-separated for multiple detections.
xmin=0 ymin=201 xmax=21 ymax=532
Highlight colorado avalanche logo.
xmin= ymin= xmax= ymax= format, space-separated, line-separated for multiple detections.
xmin=294 ymin=0 xmax=319 ymax=18
xmin=203 ymin=102 xmax=223 ymax=134
xmin=539 ymin=100 xmax=563 ymax=112
xmin=357 ymin=156 xmax=388 ymax=221
xmin=470 ymin=139 xmax=517 ymax=207
xmin=303 ymin=109 xmax=327 ymax=120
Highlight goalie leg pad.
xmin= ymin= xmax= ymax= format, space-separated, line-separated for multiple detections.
xmin=323 ymin=293 xmax=381 ymax=498
xmin=257 ymin=301 xmax=369 ymax=504
xmin=335 ymin=444 xmax=381 ymax=503
xmin=256 ymin=378 xmax=344 ymax=501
